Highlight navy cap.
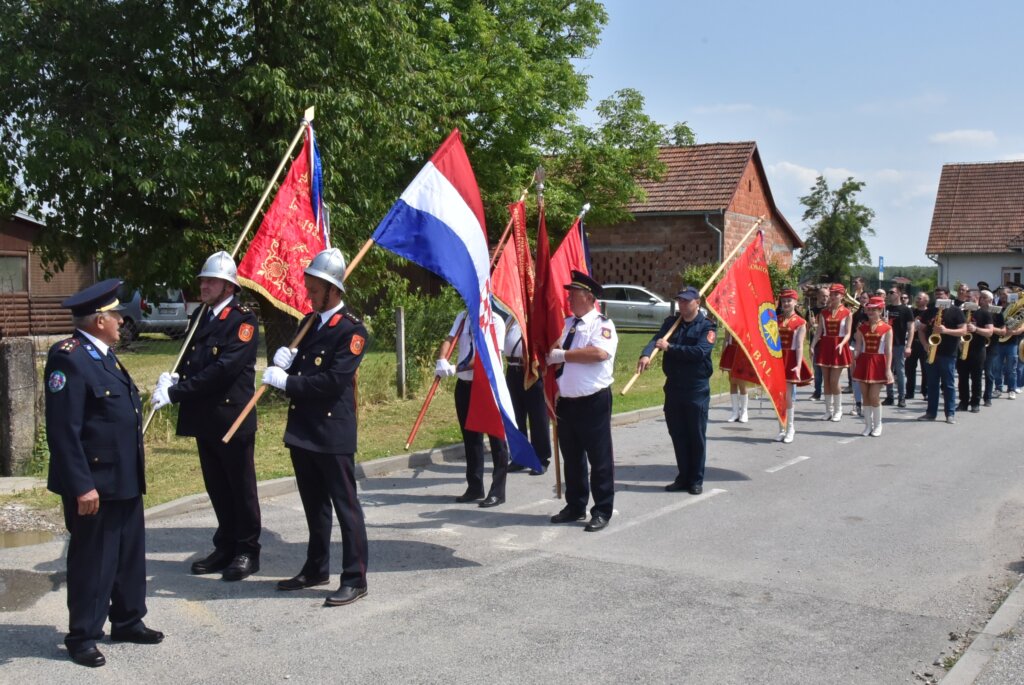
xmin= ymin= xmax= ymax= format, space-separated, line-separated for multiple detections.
xmin=61 ymin=278 xmax=124 ymax=317
xmin=563 ymin=270 xmax=603 ymax=297
xmin=675 ymin=286 xmax=700 ymax=301
xmin=977 ymin=281 xmax=990 ymax=291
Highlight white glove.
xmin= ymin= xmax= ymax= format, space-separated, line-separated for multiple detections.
xmin=435 ymin=359 xmax=456 ymax=378
xmin=151 ymin=384 xmax=171 ymax=410
xmin=546 ymin=348 xmax=566 ymax=365
xmin=273 ymin=346 xmax=298 ymax=370
xmin=156 ymin=372 xmax=179 ymax=391
xmin=262 ymin=366 xmax=289 ymax=390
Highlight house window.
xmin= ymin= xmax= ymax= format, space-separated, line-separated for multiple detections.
xmin=0 ymin=255 xmax=27 ymax=293
xmin=1002 ymin=267 xmax=1023 ymax=286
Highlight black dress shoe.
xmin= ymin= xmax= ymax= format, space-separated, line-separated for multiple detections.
xmin=454 ymin=490 xmax=485 ymax=503
xmin=323 ymin=585 xmax=367 ymax=607
xmin=882 ymin=397 xmax=894 ymax=406
xmin=584 ymin=515 xmax=609 ymax=532
xmin=969 ymin=405 xmax=980 ymax=413
xmin=190 ymin=549 xmax=233 ymax=575
xmin=916 ymin=413 xmax=937 ymax=421
xmin=665 ymin=481 xmax=689 ymax=492
xmin=478 ymin=495 xmax=504 ymax=508
xmin=507 ymin=462 xmax=527 ymax=473
xmin=529 ymin=465 xmax=547 ymax=476
xmin=70 ymin=646 xmax=105 ymax=667
xmin=956 ymin=402 xmax=968 ymax=412
xmin=110 ymin=625 xmax=164 ymax=644
xmin=550 ymin=508 xmax=587 ymax=524
xmin=897 ymin=399 xmax=907 ymax=408
xmin=688 ymin=485 xmax=703 ymax=495
xmin=222 ymin=553 xmax=259 ymax=581
xmin=277 ymin=573 xmax=331 ymax=591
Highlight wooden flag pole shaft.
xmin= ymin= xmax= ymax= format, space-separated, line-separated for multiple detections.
xmin=619 ymin=216 xmax=767 ymax=396
xmin=221 ymin=236 xmax=377 ymax=444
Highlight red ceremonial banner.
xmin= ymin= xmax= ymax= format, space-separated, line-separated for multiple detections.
xmin=237 ymin=130 xmax=328 ymax=318
xmin=705 ymin=232 xmax=790 ymax=422
xmin=491 ymin=202 xmax=537 ymax=387
xmin=549 ymin=217 xmax=589 ymax=318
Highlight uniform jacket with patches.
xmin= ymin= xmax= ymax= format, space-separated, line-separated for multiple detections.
xmin=283 ymin=307 xmax=367 ymax=454
xmin=44 ymin=332 xmax=145 ymax=500
xmin=642 ymin=312 xmax=718 ymax=388
xmin=168 ymin=296 xmax=259 ymax=438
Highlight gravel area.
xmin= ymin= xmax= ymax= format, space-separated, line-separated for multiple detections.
xmin=0 ymin=503 xmax=64 ymax=535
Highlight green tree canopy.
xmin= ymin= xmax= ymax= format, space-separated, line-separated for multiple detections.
xmin=796 ymin=176 xmax=875 ymax=284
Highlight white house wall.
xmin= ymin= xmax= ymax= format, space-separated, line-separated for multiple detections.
xmin=935 ymin=253 xmax=1024 ymax=289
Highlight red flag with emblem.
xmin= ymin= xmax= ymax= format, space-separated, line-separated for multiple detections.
xmin=704 ymin=232 xmax=789 ymax=422
xmin=549 ymin=217 xmax=590 ymax=318
xmin=237 ymin=129 xmax=329 ymax=318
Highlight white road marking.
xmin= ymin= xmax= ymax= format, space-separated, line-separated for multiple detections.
xmin=765 ymin=455 xmax=810 ymax=473
xmin=836 ymin=437 xmax=859 ymax=444
xmin=600 ymin=488 xmax=725 ymax=537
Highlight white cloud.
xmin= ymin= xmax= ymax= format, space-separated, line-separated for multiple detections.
xmin=767 ymin=161 xmax=819 ymax=187
xmin=928 ymin=129 xmax=998 ymax=145
xmin=998 ymin=152 xmax=1024 ymax=161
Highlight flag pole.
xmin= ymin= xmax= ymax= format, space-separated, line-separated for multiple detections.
xmin=619 ymin=215 xmax=767 ymax=396
xmin=143 ymin=106 xmax=316 ymax=436
xmin=222 ymin=239 xmax=371 ymax=444
xmin=403 ymin=175 xmax=538 ymax=451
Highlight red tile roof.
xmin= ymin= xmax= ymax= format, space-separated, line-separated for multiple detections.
xmin=927 ymin=161 xmax=1024 ymax=254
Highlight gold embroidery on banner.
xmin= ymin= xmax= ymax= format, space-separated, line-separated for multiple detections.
xmin=256 ymin=239 xmax=314 ymax=299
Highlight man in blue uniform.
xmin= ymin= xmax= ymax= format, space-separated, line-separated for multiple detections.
xmin=151 ymin=251 xmax=261 ymax=581
xmin=546 ymin=271 xmax=618 ymax=532
xmin=262 ymin=248 xmax=369 ymax=607
xmin=45 ymin=279 xmax=163 ymax=667
xmin=637 ymin=286 xmax=716 ymax=494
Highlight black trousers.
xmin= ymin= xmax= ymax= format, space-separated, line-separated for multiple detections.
xmin=454 ymin=379 xmax=508 ymax=498
xmin=905 ymin=345 xmax=928 ymax=398
xmin=556 ymin=388 xmax=614 ymax=519
xmin=664 ymin=386 xmax=710 ymax=487
xmin=957 ymin=352 xmax=985 ymax=407
xmin=290 ymin=447 xmax=368 ymax=588
xmin=505 ymin=365 xmax=551 ymax=466
xmin=61 ymin=496 xmax=147 ymax=652
xmin=196 ymin=434 xmax=261 ymax=556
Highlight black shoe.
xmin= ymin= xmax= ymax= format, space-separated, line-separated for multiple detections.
xmin=190 ymin=549 xmax=233 ymax=575
xmin=478 ymin=495 xmax=504 ymax=508
xmin=665 ymin=481 xmax=689 ymax=492
xmin=810 ymin=393 xmax=821 ymax=401
xmin=277 ymin=573 xmax=330 ymax=591
xmin=969 ymin=405 xmax=980 ymax=413
xmin=984 ymin=400 xmax=993 ymax=407
xmin=507 ymin=462 xmax=527 ymax=473
xmin=906 ymin=393 xmax=915 ymax=400
xmin=956 ymin=402 xmax=968 ymax=412
xmin=882 ymin=397 xmax=894 ymax=406
xmin=222 ymin=553 xmax=259 ymax=581
xmin=454 ymin=489 xmax=484 ymax=503
xmin=897 ymin=399 xmax=907 ymax=408
xmin=529 ymin=464 xmax=547 ymax=476
xmin=916 ymin=414 xmax=937 ymax=421
xmin=323 ymin=585 xmax=367 ymax=607
xmin=688 ymin=485 xmax=703 ymax=495
xmin=69 ymin=646 xmax=105 ymax=668
xmin=110 ymin=624 xmax=164 ymax=645
xmin=584 ymin=515 xmax=609 ymax=532
xmin=550 ymin=508 xmax=586 ymax=524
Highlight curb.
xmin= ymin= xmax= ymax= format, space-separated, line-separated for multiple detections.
xmin=941 ymin=576 xmax=1024 ymax=684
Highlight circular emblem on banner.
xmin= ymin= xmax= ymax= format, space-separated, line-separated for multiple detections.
xmin=47 ymin=370 xmax=67 ymax=393
xmin=758 ymin=303 xmax=783 ymax=358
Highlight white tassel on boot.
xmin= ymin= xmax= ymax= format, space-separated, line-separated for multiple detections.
xmin=783 ymin=417 xmax=795 ymax=443
xmin=738 ymin=393 xmax=749 ymax=423
xmin=822 ymin=394 xmax=834 ymax=420
xmin=831 ymin=394 xmax=843 ymax=422
xmin=727 ymin=393 xmax=740 ymax=422
xmin=871 ymin=405 xmax=882 ymax=437
xmin=861 ymin=406 xmax=872 ymax=436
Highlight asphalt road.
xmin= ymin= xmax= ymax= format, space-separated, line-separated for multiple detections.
xmin=2 ymin=392 xmax=1024 ymax=684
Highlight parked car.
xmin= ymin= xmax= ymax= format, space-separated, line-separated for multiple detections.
xmin=598 ymin=284 xmax=673 ymax=331
xmin=116 ymin=284 xmax=197 ymax=341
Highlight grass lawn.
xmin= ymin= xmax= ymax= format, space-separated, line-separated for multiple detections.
xmin=5 ymin=331 xmax=732 ymax=514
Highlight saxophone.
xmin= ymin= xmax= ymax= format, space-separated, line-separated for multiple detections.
xmin=927 ymin=299 xmax=951 ymax=364
xmin=960 ymin=302 xmax=977 ymax=360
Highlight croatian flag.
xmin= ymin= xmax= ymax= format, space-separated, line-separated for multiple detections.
xmin=371 ymin=130 xmax=542 ymax=471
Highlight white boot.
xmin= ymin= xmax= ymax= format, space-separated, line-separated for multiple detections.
xmin=861 ymin=406 xmax=872 ymax=436
xmin=738 ymin=394 xmax=749 ymax=423
xmin=776 ymin=421 xmax=786 ymax=442
xmin=822 ymin=394 xmax=834 ymax=420
xmin=831 ymin=394 xmax=843 ymax=422
xmin=727 ymin=393 xmax=740 ymax=422
xmin=783 ymin=417 xmax=795 ymax=443
xmin=871 ymin=405 xmax=883 ymax=437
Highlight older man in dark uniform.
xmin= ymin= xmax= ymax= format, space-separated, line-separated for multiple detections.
xmin=151 ymin=251 xmax=261 ymax=580
xmin=45 ymin=279 xmax=163 ymax=667
xmin=262 ymin=248 xmax=369 ymax=606
xmin=637 ymin=286 xmax=717 ymax=494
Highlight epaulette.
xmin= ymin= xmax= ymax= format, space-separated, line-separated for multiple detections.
xmin=219 ymin=306 xmax=233 ymax=320
xmin=343 ymin=311 xmax=362 ymax=325
xmin=57 ymin=337 xmax=80 ymax=354
xmin=598 ymin=314 xmax=609 ymax=321
xmin=236 ymin=304 xmax=252 ymax=315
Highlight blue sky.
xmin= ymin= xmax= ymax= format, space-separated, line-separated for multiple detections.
xmin=576 ymin=0 xmax=1024 ymax=266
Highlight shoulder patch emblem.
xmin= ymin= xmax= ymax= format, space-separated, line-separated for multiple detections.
xmin=601 ymin=328 xmax=612 ymax=339
xmin=58 ymin=338 xmax=80 ymax=354
xmin=47 ymin=370 xmax=67 ymax=393
xmin=350 ymin=334 xmax=365 ymax=355
xmin=219 ymin=306 xmax=232 ymax=320
xmin=238 ymin=323 xmax=254 ymax=342
xmin=706 ymin=330 xmax=716 ymax=344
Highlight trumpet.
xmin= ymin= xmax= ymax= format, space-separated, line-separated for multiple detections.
xmin=960 ymin=301 xmax=978 ymax=360
xmin=928 ymin=298 xmax=952 ymax=364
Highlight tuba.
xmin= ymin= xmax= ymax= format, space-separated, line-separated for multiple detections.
xmin=960 ymin=301 xmax=978 ymax=360
xmin=998 ymin=296 xmax=1024 ymax=343
xmin=928 ymin=299 xmax=951 ymax=364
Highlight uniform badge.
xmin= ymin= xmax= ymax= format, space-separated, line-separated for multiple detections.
xmin=350 ymin=334 xmax=365 ymax=355
xmin=706 ymin=330 xmax=716 ymax=344
xmin=238 ymin=323 xmax=254 ymax=342
xmin=601 ymin=328 xmax=611 ymax=339
xmin=212 ymin=346 xmax=219 ymax=356
xmin=58 ymin=338 xmax=79 ymax=353
xmin=47 ymin=370 xmax=67 ymax=393
xmin=314 ymin=356 xmax=322 ymax=366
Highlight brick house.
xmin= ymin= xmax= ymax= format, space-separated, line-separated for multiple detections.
xmin=586 ymin=142 xmax=802 ymax=298
xmin=0 ymin=212 xmax=96 ymax=336
xmin=925 ymin=160 xmax=1024 ymax=289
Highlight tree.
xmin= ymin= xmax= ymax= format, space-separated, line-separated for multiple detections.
xmin=796 ymin=176 xmax=875 ymax=284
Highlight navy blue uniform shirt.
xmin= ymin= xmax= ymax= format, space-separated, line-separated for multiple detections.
xmin=642 ymin=312 xmax=717 ymax=388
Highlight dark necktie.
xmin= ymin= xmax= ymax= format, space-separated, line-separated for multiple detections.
xmin=556 ymin=318 xmax=582 ymax=378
